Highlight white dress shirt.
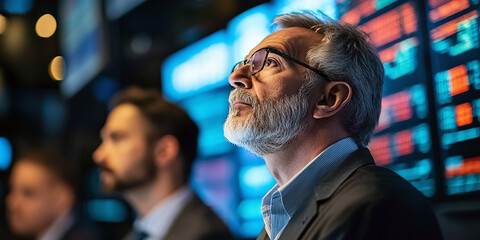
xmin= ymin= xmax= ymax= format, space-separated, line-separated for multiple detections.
xmin=133 ymin=186 xmax=193 ymax=240
xmin=39 ymin=212 xmax=75 ymax=240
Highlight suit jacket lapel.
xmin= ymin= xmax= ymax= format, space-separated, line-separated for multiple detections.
xmin=314 ymin=148 xmax=374 ymax=201
xmin=256 ymin=228 xmax=269 ymax=240
xmin=272 ymin=148 xmax=374 ymax=240
xmin=277 ymin=195 xmax=318 ymax=240
xmin=162 ymin=193 xmax=199 ymax=240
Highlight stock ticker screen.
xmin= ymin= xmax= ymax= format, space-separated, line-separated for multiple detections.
xmin=426 ymin=0 xmax=480 ymax=195
xmin=339 ymin=0 xmax=438 ymax=197
xmin=339 ymin=0 xmax=480 ymax=197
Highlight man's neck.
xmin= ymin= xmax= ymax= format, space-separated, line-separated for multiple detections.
xmin=263 ymin=123 xmax=350 ymax=186
xmin=124 ymin=177 xmax=185 ymax=218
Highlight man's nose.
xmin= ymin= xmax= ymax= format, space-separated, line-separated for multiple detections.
xmin=228 ymin=64 xmax=253 ymax=89
xmin=92 ymin=143 xmax=105 ymax=164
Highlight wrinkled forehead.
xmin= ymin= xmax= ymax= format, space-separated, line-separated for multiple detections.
xmin=248 ymin=27 xmax=322 ymax=61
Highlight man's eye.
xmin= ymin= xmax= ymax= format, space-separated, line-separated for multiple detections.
xmin=22 ymin=189 xmax=36 ymax=198
xmin=110 ymin=133 xmax=125 ymax=142
xmin=265 ymin=58 xmax=279 ymax=67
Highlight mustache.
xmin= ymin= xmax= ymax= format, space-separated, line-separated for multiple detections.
xmin=228 ymin=89 xmax=259 ymax=107
xmin=98 ymin=164 xmax=114 ymax=174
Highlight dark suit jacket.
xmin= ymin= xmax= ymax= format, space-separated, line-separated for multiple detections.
xmin=60 ymin=213 xmax=101 ymax=240
xmin=163 ymin=193 xmax=233 ymax=240
xmin=125 ymin=193 xmax=233 ymax=240
xmin=257 ymin=148 xmax=442 ymax=240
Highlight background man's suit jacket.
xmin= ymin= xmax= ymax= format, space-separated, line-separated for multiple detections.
xmin=125 ymin=193 xmax=233 ymax=240
xmin=257 ymin=148 xmax=442 ymax=240
xmin=61 ymin=217 xmax=101 ymax=240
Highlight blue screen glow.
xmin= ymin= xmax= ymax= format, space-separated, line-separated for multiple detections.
xmin=239 ymin=165 xmax=275 ymax=199
xmin=86 ymin=199 xmax=128 ymax=222
xmin=179 ymin=89 xmax=231 ymax=156
xmin=4 ymin=0 xmax=33 ymax=14
xmin=0 ymin=137 xmax=12 ymax=170
xmin=227 ymin=4 xmax=274 ymax=63
xmin=162 ymin=30 xmax=230 ymax=102
xmin=274 ymin=0 xmax=337 ymax=20
xmin=60 ymin=0 xmax=104 ymax=97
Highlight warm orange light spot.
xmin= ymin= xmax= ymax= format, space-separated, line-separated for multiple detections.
xmin=455 ymin=102 xmax=473 ymax=127
xmin=49 ymin=56 xmax=65 ymax=81
xmin=400 ymin=3 xmax=417 ymax=34
xmin=396 ymin=130 xmax=413 ymax=156
xmin=445 ymin=157 xmax=480 ymax=178
xmin=369 ymin=136 xmax=392 ymax=166
xmin=35 ymin=14 xmax=57 ymax=38
xmin=429 ymin=0 xmax=469 ymax=22
xmin=430 ymin=11 xmax=478 ymax=41
xmin=449 ymin=65 xmax=469 ymax=96
xmin=392 ymin=91 xmax=412 ymax=122
xmin=0 ymin=14 xmax=6 ymax=34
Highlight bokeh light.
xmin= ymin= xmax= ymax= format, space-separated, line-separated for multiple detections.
xmin=48 ymin=56 xmax=65 ymax=81
xmin=130 ymin=32 xmax=152 ymax=55
xmin=0 ymin=14 xmax=6 ymax=34
xmin=4 ymin=0 xmax=33 ymax=14
xmin=0 ymin=137 xmax=12 ymax=170
xmin=35 ymin=14 xmax=57 ymax=38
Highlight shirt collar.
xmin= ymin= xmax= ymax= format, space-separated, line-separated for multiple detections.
xmin=262 ymin=137 xmax=358 ymax=220
xmin=39 ymin=211 xmax=75 ymax=240
xmin=279 ymin=137 xmax=358 ymax=217
xmin=260 ymin=184 xmax=279 ymax=235
xmin=134 ymin=186 xmax=193 ymax=239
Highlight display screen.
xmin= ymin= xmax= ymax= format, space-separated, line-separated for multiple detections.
xmin=426 ymin=0 xmax=480 ymax=195
xmin=339 ymin=0 xmax=437 ymax=197
xmin=59 ymin=0 xmax=105 ymax=97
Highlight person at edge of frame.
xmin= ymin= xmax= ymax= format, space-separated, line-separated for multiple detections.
xmin=7 ymin=149 xmax=101 ymax=240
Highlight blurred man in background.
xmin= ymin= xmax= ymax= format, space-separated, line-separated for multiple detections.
xmin=225 ymin=11 xmax=441 ymax=240
xmin=93 ymin=87 xmax=233 ymax=240
xmin=6 ymin=149 xmax=99 ymax=240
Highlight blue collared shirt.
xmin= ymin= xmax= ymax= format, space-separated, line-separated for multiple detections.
xmin=261 ymin=138 xmax=358 ymax=240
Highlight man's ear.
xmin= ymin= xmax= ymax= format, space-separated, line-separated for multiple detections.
xmin=313 ymin=81 xmax=352 ymax=119
xmin=153 ymin=135 xmax=180 ymax=168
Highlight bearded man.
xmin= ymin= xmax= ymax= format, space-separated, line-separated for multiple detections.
xmin=93 ymin=87 xmax=233 ymax=240
xmin=224 ymin=12 xmax=442 ymax=240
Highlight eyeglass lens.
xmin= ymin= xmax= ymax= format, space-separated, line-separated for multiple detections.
xmin=250 ymin=49 xmax=267 ymax=74
xmin=232 ymin=49 xmax=268 ymax=74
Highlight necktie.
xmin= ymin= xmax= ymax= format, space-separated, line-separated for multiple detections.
xmin=135 ymin=230 xmax=149 ymax=240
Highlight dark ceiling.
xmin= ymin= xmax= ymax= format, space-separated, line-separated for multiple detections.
xmin=0 ymin=0 xmax=269 ymax=91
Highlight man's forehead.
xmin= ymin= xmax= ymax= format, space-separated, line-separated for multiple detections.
xmin=11 ymin=161 xmax=53 ymax=185
xmin=249 ymin=27 xmax=321 ymax=58
xmin=102 ymin=103 xmax=152 ymax=135
xmin=104 ymin=104 xmax=140 ymax=128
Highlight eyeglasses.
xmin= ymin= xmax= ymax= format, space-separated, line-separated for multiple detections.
xmin=231 ymin=47 xmax=331 ymax=82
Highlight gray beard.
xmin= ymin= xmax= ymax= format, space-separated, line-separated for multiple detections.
xmin=223 ymin=80 xmax=313 ymax=156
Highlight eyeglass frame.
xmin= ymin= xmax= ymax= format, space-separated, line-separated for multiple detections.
xmin=231 ymin=47 xmax=331 ymax=82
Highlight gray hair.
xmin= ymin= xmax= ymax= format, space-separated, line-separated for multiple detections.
xmin=274 ymin=11 xmax=384 ymax=146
